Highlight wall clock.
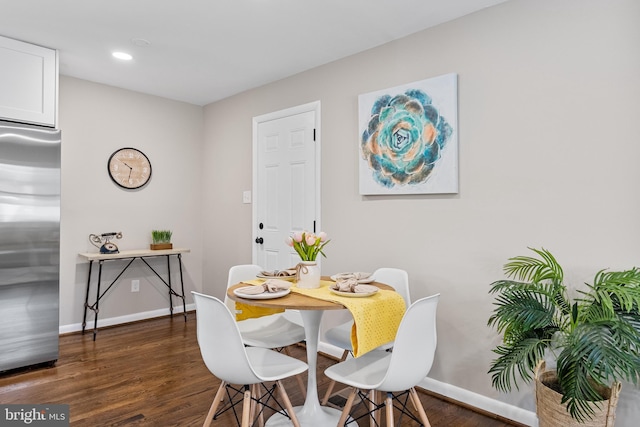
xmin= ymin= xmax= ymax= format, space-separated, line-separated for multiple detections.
xmin=107 ymin=147 xmax=152 ymax=189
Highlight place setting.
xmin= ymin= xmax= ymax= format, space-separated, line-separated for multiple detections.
xmin=329 ymin=272 xmax=378 ymax=297
xmin=256 ymin=268 xmax=297 ymax=281
xmin=233 ymin=278 xmax=293 ymax=299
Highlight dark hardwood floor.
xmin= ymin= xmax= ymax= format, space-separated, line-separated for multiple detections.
xmin=0 ymin=313 xmax=522 ymax=426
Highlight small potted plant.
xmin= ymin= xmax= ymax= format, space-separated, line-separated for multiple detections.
xmin=150 ymin=230 xmax=172 ymax=250
xmin=487 ymin=247 xmax=640 ymax=426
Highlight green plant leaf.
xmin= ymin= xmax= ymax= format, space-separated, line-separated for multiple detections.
xmin=503 ymin=248 xmax=563 ymax=284
xmin=488 ymin=335 xmax=550 ymax=392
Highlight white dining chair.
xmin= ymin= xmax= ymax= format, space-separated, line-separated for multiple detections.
xmin=224 ymin=264 xmax=306 ymax=351
xmin=219 ymin=263 xmax=306 ymax=419
xmin=324 ymin=294 xmax=440 ymax=427
xmin=322 ymin=267 xmax=411 ymax=405
xmin=192 ymin=291 xmax=308 ymax=427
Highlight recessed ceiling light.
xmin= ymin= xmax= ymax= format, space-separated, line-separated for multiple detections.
xmin=131 ymin=38 xmax=151 ymax=47
xmin=112 ymin=51 xmax=133 ymax=60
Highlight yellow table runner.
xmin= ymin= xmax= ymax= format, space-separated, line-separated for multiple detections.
xmin=234 ymin=279 xmax=406 ymax=357
xmin=292 ymin=280 xmax=406 ymax=357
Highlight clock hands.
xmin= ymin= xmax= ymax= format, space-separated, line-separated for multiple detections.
xmin=118 ymin=158 xmax=133 ymax=170
xmin=116 ymin=158 xmax=134 ymax=183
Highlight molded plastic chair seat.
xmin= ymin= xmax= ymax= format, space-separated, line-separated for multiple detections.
xmin=323 ymin=350 xmax=392 ymax=388
xmin=192 ymin=291 xmax=308 ymax=427
xmin=238 ymin=314 xmax=306 ymax=348
xmin=324 ymin=294 xmax=440 ymax=427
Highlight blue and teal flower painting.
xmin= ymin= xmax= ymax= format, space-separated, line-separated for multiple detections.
xmin=361 ymin=89 xmax=453 ymax=188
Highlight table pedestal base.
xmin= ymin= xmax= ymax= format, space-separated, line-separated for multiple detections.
xmin=265 ymin=310 xmax=352 ymax=426
xmin=265 ymin=405 xmax=351 ymax=427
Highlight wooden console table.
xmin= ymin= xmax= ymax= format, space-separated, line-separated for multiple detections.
xmin=78 ymin=248 xmax=190 ymax=340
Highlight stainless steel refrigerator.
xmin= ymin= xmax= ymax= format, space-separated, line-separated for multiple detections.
xmin=0 ymin=119 xmax=60 ymax=372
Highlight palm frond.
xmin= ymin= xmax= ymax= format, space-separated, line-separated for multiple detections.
xmin=489 ymin=335 xmax=550 ymax=392
xmin=556 ymin=353 xmax=603 ymax=423
xmin=488 ymin=288 xmax=557 ymax=333
xmin=590 ymin=269 xmax=640 ymax=312
xmin=503 ymin=248 xmax=563 ymax=284
xmin=557 ymin=321 xmax=640 ymax=422
xmin=613 ymin=296 xmax=640 ymax=338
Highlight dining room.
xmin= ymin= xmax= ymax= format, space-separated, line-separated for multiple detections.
xmin=0 ymin=1 xmax=638 ymax=426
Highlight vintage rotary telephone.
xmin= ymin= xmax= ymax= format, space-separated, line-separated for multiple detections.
xmin=89 ymin=231 xmax=123 ymax=254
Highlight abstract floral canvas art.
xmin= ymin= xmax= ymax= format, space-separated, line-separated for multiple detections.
xmin=358 ymin=73 xmax=458 ymax=195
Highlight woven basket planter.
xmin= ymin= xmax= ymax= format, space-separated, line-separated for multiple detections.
xmin=534 ymin=361 xmax=622 ymax=427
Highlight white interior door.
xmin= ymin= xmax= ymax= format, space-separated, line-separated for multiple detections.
xmin=253 ymin=102 xmax=320 ymax=270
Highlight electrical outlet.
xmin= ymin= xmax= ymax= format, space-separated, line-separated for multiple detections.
xmin=131 ymin=280 xmax=140 ymax=292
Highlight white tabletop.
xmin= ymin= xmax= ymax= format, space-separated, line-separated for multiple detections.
xmin=78 ymin=248 xmax=190 ymax=261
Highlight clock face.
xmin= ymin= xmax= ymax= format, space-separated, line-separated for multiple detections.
xmin=108 ymin=148 xmax=152 ymax=189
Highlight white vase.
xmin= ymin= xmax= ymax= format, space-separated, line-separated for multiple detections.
xmin=296 ymin=261 xmax=321 ymax=289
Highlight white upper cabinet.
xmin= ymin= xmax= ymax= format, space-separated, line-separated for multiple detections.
xmin=0 ymin=35 xmax=57 ymax=127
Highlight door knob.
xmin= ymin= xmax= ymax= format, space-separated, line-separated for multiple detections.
xmin=255 ymin=237 xmax=264 ymax=244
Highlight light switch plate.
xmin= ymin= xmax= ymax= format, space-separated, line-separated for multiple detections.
xmin=242 ymin=190 xmax=251 ymax=204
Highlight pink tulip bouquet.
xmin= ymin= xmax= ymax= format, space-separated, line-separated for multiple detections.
xmin=285 ymin=231 xmax=330 ymax=261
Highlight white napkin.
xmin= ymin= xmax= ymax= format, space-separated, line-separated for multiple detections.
xmin=237 ymin=279 xmax=292 ymax=295
xmin=260 ymin=269 xmax=297 ymax=278
xmin=332 ymin=272 xmax=372 ymax=282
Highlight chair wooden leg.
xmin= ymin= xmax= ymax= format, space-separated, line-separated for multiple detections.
xmin=294 ymin=374 xmax=306 ymax=399
xmin=203 ymin=381 xmax=227 ymax=427
xmin=337 ymin=387 xmax=358 ymax=426
xmin=374 ymin=390 xmax=382 ymax=425
xmin=249 ymin=384 xmax=258 ymax=424
xmin=283 ymin=346 xmax=307 ymax=398
xmin=321 ymin=349 xmax=349 ymax=405
xmin=276 ymin=380 xmax=300 ymax=427
xmin=321 ymin=379 xmax=336 ymax=406
xmin=409 ymin=387 xmax=431 ymax=427
xmin=385 ymin=392 xmax=394 ymax=427
xmin=256 ymin=385 xmax=264 ymax=427
xmin=241 ymin=387 xmax=252 ymax=427
xmin=369 ymin=389 xmax=377 ymax=427
xmin=250 ymin=384 xmax=265 ymax=427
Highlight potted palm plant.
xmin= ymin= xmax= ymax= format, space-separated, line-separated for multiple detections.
xmin=150 ymin=230 xmax=172 ymax=250
xmin=487 ymin=247 xmax=640 ymax=425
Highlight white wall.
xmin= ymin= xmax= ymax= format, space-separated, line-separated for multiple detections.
xmin=202 ymin=0 xmax=640 ymax=425
xmin=58 ymin=76 xmax=204 ymax=330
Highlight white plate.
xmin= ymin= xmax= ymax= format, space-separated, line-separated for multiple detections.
xmin=330 ymin=274 xmax=374 ymax=284
xmin=256 ymin=274 xmax=296 ymax=281
xmin=233 ymin=287 xmax=291 ymax=299
xmin=329 ymin=285 xmax=379 ymax=298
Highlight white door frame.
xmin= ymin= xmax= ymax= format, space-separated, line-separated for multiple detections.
xmin=251 ymin=100 xmax=322 ymax=265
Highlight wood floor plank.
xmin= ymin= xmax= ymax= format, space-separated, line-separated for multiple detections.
xmin=0 ymin=313 xmax=522 ymax=426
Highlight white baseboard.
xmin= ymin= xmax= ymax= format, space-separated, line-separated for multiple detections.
xmin=318 ymin=341 xmax=537 ymax=427
xmin=59 ymin=303 xmax=195 ymax=334
xmin=419 ymin=376 xmax=537 ymax=426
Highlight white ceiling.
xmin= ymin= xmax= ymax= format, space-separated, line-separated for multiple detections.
xmin=0 ymin=0 xmax=507 ymax=106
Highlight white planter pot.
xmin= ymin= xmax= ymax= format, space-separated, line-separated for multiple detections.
xmin=296 ymin=261 xmax=321 ymax=289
